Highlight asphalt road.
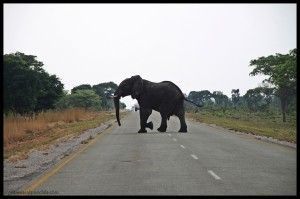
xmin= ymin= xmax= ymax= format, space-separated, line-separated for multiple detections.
xmin=33 ymin=111 xmax=296 ymax=195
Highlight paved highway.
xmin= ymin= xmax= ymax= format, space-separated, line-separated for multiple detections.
xmin=32 ymin=111 xmax=296 ymax=195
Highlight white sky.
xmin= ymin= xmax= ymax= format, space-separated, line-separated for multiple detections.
xmin=4 ymin=4 xmax=296 ymax=108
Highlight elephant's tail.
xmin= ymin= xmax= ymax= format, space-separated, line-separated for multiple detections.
xmin=184 ymin=98 xmax=204 ymax=108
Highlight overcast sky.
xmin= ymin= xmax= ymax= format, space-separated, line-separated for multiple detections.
xmin=4 ymin=4 xmax=296 ymax=108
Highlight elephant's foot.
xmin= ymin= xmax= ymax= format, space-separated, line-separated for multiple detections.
xmin=178 ymin=128 xmax=187 ymax=133
xmin=157 ymin=126 xmax=167 ymax=132
xmin=138 ymin=129 xmax=147 ymax=133
xmin=146 ymin=121 xmax=153 ymax=130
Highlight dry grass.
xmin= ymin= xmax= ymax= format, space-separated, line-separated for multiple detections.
xmin=3 ymin=108 xmax=93 ymax=147
xmin=3 ymin=108 xmax=128 ymax=160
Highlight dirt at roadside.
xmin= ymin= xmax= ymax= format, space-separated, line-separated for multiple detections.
xmin=3 ymin=120 xmax=115 ymax=195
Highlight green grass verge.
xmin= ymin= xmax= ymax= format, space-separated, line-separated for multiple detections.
xmin=186 ymin=110 xmax=296 ymax=143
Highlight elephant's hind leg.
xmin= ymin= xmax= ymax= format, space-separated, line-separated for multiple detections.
xmin=157 ymin=113 xmax=167 ymax=132
xmin=177 ymin=108 xmax=187 ymax=133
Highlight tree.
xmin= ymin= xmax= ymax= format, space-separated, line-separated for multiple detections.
xmin=243 ymin=87 xmax=275 ymax=112
xmin=249 ymin=48 xmax=296 ymax=122
xmin=3 ymin=52 xmax=64 ymax=114
xmin=35 ymin=74 xmax=64 ymax=111
xmin=231 ymin=89 xmax=240 ymax=108
xmin=188 ymin=90 xmax=213 ymax=106
xmin=71 ymin=84 xmax=92 ymax=94
xmin=92 ymin=82 xmax=118 ymax=110
xmin=211 ymin=91 xmax=230 ymax=112
xmin=259 ymin=86 xmax=275 ymax=107
xmin=55 ymin=89 xmax=101 ymax=110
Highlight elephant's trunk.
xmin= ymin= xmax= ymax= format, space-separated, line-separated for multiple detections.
xmin=114 ymin=95 xmax=121 ymax=126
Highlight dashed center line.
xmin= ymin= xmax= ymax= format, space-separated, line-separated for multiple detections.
xmin=190 ymin=154 xmax=198 ymax=159
xmin=208 ymin=170 xmax=221 ymax=180
xmin=170 ymin=138 xmax=221 ymax=181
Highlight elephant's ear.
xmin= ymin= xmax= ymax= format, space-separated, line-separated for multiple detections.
xmin=131 ymin=75 xmax=143 ymax=99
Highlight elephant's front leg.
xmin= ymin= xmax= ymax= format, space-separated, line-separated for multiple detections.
xmin=138 ymin=108 xmax=152 ymax=133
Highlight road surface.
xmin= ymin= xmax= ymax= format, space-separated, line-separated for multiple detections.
xmin=31 ymin=111 xmax=296 ymax=195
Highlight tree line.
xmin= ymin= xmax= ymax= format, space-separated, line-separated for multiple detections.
xmin=3 ymin=52 xmax=125 ymax=115
xmin=186 ymin=87 xmax=284 ymax=112
xmin=186 ymin=48 xmax=296 ymax=122
xmin=4 ymin=49 xmax=296 ymax=122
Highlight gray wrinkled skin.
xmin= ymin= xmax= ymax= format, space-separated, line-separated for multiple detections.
xmin=3 ymin=120 xmax=114 ymax=195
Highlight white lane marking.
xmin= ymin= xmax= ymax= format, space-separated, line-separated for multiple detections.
xmin=190 ymin=154 xmax=198 ymax=159
xmin=168 ymin=133 xmax=171 ymax=136
xmin=180 ymin=145 xmax=185 ymax=149
xmin=208 ymin=170 xmax=221 ymax=180
xmin=172 ymin=138 xmax=177 ymax=141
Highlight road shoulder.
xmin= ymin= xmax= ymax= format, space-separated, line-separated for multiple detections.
xmin=3 ymin=119 xmax=117 ymax=195
xmin=187 ymin=118 xmax=296 ymax=149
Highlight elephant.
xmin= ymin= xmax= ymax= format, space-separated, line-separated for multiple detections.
xmin=113 ymin=75 xmax=203 ymax=133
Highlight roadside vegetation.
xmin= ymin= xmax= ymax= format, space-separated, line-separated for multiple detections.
xmin=186 ymin=108 xmax=296 ymax=143
xmin=186 ymin=49 xmax=296 ymax=143
xmin=4 ymin=108 xmax=128 ymax=160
